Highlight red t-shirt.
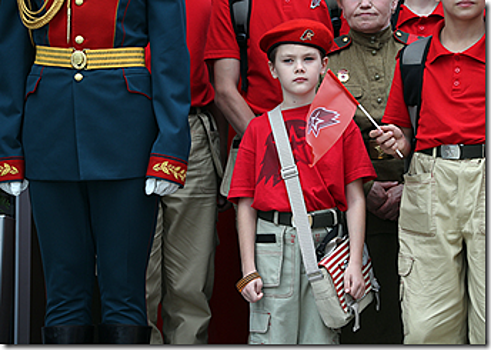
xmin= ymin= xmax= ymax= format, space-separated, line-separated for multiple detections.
xmin=228 ymin=105 xmax=376 ymax=212
xmin=204 ymin=0 xmax=333 ymax=115
xmin=383 ymin=21 xmax=485 ymax=151
xmin=395 ymin=3 xmax=444 ymax=37
xmin=145 ymin=0 xmax=214 ymax=107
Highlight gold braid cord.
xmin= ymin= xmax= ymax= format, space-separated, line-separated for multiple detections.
xmin=17 ymin=0 xmax=65 ymax=30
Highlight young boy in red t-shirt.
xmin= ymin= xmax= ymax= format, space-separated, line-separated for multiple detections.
xmin=370 ymin=0 xmax=485 ymax=344
xmin=228 ymin=19 xmax=376 ymax=344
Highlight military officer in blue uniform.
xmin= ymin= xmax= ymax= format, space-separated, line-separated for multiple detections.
xmin=0 ymin=0 xmax=191 ymax=344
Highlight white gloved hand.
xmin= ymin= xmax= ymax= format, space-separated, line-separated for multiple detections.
xmin=145 ymin=178 xmax=179 ymax=196
xmin=0 ymin=180 xmax=29 ymax=197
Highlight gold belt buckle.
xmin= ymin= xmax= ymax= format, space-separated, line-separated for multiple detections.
xmin=70 ymin=49 xmax=87 ymax=70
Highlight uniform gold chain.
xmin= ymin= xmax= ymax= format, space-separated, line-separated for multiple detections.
xmin=17 ymin=0 xmax=65 ymax=30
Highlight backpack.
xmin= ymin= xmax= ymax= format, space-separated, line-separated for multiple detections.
xmin=229 ymin=0 xmax=342 ymax=92
xmin=398 ymin=35 xmax=432 ymax=170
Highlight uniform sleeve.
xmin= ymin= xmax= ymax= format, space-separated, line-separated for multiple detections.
xmin=146 ymin=0 xmax=191 ymax=187
xmin=343 ymin=121 xmax=377 ymax=185
xmin=382 ymin=60 xmax=412 ymax=129
xmin=204 ymin=0 xmax=241 ymax=62
xmin=0 ymin=1 xmax=34 ymax=183
xmin=228 ymin=120 xmax=257 ymax=203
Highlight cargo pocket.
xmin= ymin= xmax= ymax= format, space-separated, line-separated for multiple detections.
xmin=400 ymin=172 xmax=435 ymax=236
xmin=255 ymin=221 xmax=284 ymax=288
xmin=398 ymin=254 xmax=414 ymax=337
xmin=249 ymin=310 xmax=271 ymax=344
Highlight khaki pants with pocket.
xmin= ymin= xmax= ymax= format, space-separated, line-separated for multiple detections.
xmin=146 ymin=110 xmax=221 ymax=344
xmin=249 ymin=218 xmax=340 ymax=344
xmin=398 ymin=152 xmax=485 ymax=344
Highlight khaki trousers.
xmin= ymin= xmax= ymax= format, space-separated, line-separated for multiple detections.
xmin=146 ymin=110 xmax=221 ymax=344
xmin=249 ymin=218 xmax=340 ymax=344
xmin=398 ymin=152 xmax=485 ymax=344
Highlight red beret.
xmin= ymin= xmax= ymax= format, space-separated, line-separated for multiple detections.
xmin=259 ymin=19 xmax=333 ymax=56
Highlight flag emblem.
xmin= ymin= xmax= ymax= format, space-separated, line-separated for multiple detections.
xmin=307 ymin=107 xmax=340 ymax=137
xmin=306 ymin=69 xmax=359 ymax=165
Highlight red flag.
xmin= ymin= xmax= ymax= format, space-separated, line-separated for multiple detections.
xmin=306 ymin=69 xmax=359 ymax=165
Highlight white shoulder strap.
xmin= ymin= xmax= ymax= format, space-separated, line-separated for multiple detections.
xmin=267 ymin=106 xmax=323 ymax=282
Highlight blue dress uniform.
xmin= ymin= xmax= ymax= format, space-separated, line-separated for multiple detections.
xmin=0 ymin=0 xmax=191 ymax=344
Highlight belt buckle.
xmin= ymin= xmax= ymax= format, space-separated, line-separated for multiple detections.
xmin=70 ymin=49 xmax=87 ymax=70
xmin=441 ymin=144 xmax=461 ymax=160
xmin=291 ymin=214 xmax=313 ymax=228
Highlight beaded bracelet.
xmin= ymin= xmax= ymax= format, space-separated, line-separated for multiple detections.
xmin=236 ymin=271 xmax=261 ymax=293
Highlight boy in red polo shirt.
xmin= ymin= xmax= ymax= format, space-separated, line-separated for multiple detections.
xmin=228 ymin=19 xmax=376 ymax=344
xmin=394 ymin=0 xmax=445 ymax=36
xmin=370 ymin=0 xmax=485 ymax=344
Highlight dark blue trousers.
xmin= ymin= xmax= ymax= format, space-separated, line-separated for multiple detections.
xmin=29 ymin=179 xmax=159 ymax=327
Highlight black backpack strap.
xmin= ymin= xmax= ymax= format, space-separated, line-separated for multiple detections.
xmin=399 ymin=35 xmax=431 ymax=170
xmin=230 ymin=0 xmax=251 ymax=92
xmin=324 ymin=0 xmax=342 ymax=38
xmin=391 ymin=0 xmax=404 ymax=31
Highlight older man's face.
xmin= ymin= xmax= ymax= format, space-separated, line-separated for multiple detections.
xmin=339 ymin=0 xmax=397 ymax=33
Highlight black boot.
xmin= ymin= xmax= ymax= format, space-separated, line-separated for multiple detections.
xmin=42 ymin=325 xmax=94 ymax=344
xmin=97 ymin=324 xmax=152 ymax=344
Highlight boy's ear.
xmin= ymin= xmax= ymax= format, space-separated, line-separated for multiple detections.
xmin=268 ymin=60 xmax=278 ymax=79
xmin=320 ymin=56 xmax=328 ymax=75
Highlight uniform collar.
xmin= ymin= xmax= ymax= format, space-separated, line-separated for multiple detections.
xmin=427 ymin=21 xmax=486 ymax=65
xmin=349 ymin=25 xmax=393 ymax=50
xmin=397 ymin=2 xmax=444 ymax=26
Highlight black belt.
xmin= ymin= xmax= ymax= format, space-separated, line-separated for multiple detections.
xmin=257 ymin=208 xmax=340 ymax=228
xmin=189 ymin=106 xmax=208 ymax=115
xmin=418 ymin=144 xmax=485 ymax=160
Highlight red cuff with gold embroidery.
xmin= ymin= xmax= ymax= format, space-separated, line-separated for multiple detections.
xmin=0 ymin=157 xmax=25 ymax=182
xmin=146 ymin=154 xmax=187 ymax=187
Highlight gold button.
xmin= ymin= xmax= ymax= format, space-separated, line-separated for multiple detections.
xmin=75 ymin=35 xmax=84 ymax=44
xmin=396 ymin=30 xmax=402 ymax=37
xmin=74 ymin=73 xmax=84 ymax=82
xmin=75 ymin=0 xmax=83 ymax=5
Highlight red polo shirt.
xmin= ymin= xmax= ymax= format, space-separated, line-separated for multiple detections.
xmin=383 ymin=21 xmax=485 ymax=151
xmin=145 ymin=0 xmax=214 ymax=108
xmin=204 ymin=0 xmax=333 ymax=115
xmin=395 ymin=3 xmax=444 ymax=37
xmin=228 ymin=105 xmax=376 ymax=212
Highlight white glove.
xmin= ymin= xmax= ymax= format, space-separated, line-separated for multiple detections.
xmin=145 ymin=178 xmax=179 ymax=196
xmin=0 ymin=180 xmax=29 ymax=197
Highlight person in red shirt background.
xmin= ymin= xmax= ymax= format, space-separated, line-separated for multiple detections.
xmin=370 ymin=0 xmax=485 ymax=343
xmin=144 ymin=0 xmax=228 ymax=344
xmin=393 ymin=0 xmax=445 ymax=36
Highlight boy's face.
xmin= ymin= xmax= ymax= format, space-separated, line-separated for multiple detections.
xmin=268 ymin=44 xmax=327 ymax=102
xmin=439 ymin=0 xmax=485 ymax=21
xmin=338 ymin=0 xmax=398 ymax=33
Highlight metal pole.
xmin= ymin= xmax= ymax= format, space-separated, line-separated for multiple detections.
xmin=14 ymin=189 xmax=31 ymax=344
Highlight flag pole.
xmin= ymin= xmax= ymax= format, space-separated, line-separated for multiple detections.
xmin=357 ymin=104 xmax=404 ymax=159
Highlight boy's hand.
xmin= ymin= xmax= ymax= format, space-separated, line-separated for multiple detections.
xmin=344 ymin=263 xmax=365 ymax=300
xmin=369 ymin=124 xmax=409 ymax=159
xmin=241 ymin=278 xmax=264 ymax=303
